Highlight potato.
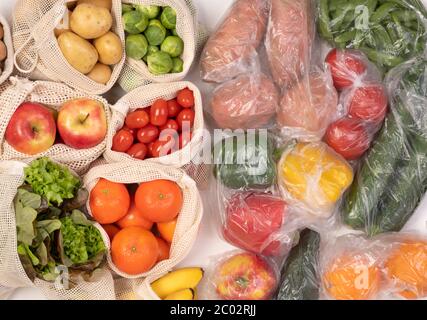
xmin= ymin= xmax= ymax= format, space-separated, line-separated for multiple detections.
xmin=87 ymin=63 xmax=112 ymax=84
xmin=54 ymin=10 xmax=72 ymax=38
xmin=0 ymin=24 xmax=4 ymax=40
xmin=0 ymin=41 xmax=6 ymax=62
xmin=58 ymin=31 xmax=98 ymax=74
xmin=94 ymin=31 xmax=123 ymax=65
xmin=70 ymin=3 xmax=112 ymax=40
xmin=77 ymin=0 xmax=112 ymax=11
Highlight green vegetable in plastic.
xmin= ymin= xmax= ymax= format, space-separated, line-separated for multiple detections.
xmin=147 ymin=51 xmax=173 ymax=74
xmin=123 ymin=10 xmax=149 ymax=34
xmin=126 ymin=34 xmax=148 ymax=60
xmin=136 ymin=5 xmax=161 ymax=19
xmin=172 ymin=28 xmax=178 ymax=36
xmin=143 ymin=45 xmax=160 ymax=62
xmin=161 ymin=6 xmax=177 ymax=29
xmin=144 ymin=19 xmax=167 ymax=46
xmin=161 ymin=36 xmax=184 ymax=58
xmin=172 ymin=57 xmax=184 ymax=73
xmin=24 ymin=158 xmax=80 ymax=206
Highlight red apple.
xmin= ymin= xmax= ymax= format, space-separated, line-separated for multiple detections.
xmin=214 ymin=252 xmax=278 ymax=300
xmin=57 ymin=98 xmax=107 ymax=149
xmin=5 ymin=102 xmax=56 ymax=155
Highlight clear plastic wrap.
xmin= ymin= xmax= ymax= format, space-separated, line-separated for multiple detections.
xmin=200 ymin=0 xmax=269 ymax=83
xmin=278 ymin=141 xmax=354 ymax=218
xmin=343 ymin=57 xmax=427 ymax=236
xmin=317 ymin=0 xmax=427 ymax=72
xmin=210 ymin=73 xmax=279 ymax=130
xmin=200 ymin=250 xmax=279 ymax=300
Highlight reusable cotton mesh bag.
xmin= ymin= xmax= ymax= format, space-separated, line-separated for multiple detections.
xmin=0 ymin=77 xmax=111 ymax=175
xmin=12 ymin=0 xmax=126 ymax=95
xmin=83 ymin=161 xmax=203 ymax=280
xmin=118 ymin=0 xmax=208 ymax=92
xmin=0 ymin=160 xmax=116 ymax=300
xmin=0 ymin=15 xmax=14 ymax=86
xmin=104 ymin=81 xmax=210 ymax=187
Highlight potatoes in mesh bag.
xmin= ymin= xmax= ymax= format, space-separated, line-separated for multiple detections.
xmin=0 ymin=15 xmax=14 ymax=86
xmin=12 ymin=0 xmax=125 ymax=95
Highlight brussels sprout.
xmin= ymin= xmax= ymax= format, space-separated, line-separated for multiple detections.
xmin=126 ymin=34 xmax=148 ymax=60
xmin=144 ymin=19 xmax=167 ymax=46
xmin=160 ymin=6 xmax=176 ymax=29
xmin=123 ymin=10 xmax=149 ymax=34
xmin=172 ymin=28 xmax=178 ymax=36
xmin=122 ymin=4 xmax=134 ymax=14
xmin=161 ymin=36 xmax=184 ymax=58
xmin=172 ymin=57 xmax=184 ymax=73
xmin=147 ymin=51 xmax=173 ymax=75
xmin=143 ymin=45 xmax=160 ymax=62
xmin=135 ymin=5 xmax=160 ymax=19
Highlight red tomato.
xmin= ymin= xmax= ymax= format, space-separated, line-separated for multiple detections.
xmin=122 ymin=125 xmax=138 ymax=139
xmin=348 ymin=84 xmax=388 ymax=124
xmin=178 ymin=131 xmax=192 ymax=149
xmin=325 ymin=49 xmax=367 ymax=91
xmin=147 ymin=142 xmax=155 ymax=157
xmin=177 ymin=88 xmax=195 ymax=108
xmin=151 ymin=135 xmax=177 ymax=158
xmin=223 ymin=192 xmax=287 ymax=256
xmin=167 ymin=99 xmax=182 ymax=117
xmin=137 ymin=124 xmax=159 ymax=144
xmin=150 ymin=99 xmax=168 ymax=126
xmin=325 ymin=118 xmax=371 ymax=160
xmin=102 ymin=224 xmax=121 ymax=241
xmin=125 ymin=110 xmax=150 ymax=129
xmin=112 ymin=129 xmax=134 ymax=152
xmin=116 ymin=201 xmax=154 ymax=230
xmin=156 ymin=237 xmax=170 ymax=262
xmin=176 ymin=109 xmax=195 ymax=131
xmin=160 ymin=119 xmax=179 ymax=132
xmin=126 ymin=143 xmax=148 ymax=160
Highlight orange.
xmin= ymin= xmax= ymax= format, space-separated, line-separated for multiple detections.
xmin=157 ymin=219 xmax=177 ymax=243
xmin=116 ymin=200 xmax=154 ymax=230
xmin=111 ymin=227 xmax=159 ymax=275
xmin=90 ymin=179 xmax=130 ymax=224
xmin=385 ymin=241 xmax=427 ymax=299
xmin=135 ymin=180 xmax=183 ymax=223
xmin=156 ymin=237 xmax=170 ymax=262
xmin=102 ymin=224 xmax=120 ymax=241
xmin=323 ymin=253 xmax=381 ymax=300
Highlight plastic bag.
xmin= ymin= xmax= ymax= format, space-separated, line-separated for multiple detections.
xmin=317 ymin=0 xmax=427 ymax=72
xmin=200 ymin=250 xmax=279 ymax=300
xmin=278 ymin=141 xmax=354 ymax=218
xmin=210 ymin=73 xmax=279 ymax=130
xmin=343 ymin=57 xmax=427 ymax=236
xmin=200 ymin=0 xmax=269 ymax=83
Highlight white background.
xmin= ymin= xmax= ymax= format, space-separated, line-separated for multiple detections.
xmin=1 ymin=0 xmax=427 ymax=300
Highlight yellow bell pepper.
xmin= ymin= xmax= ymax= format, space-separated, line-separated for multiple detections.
xmin=279 ymin=142 xmax=353 ymax=214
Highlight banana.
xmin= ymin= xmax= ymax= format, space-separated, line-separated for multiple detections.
xmin=164 ymin=288 xmax=194 ymax=300
xmin=151 ymin=267 xmax=204 ymax=299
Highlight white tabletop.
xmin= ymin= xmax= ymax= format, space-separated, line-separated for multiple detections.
xmin=1 ymin=0 xmax=427 ymax=300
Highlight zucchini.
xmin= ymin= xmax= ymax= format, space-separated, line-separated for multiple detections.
xmin=277 ymin=229 xmax=321 ymax=300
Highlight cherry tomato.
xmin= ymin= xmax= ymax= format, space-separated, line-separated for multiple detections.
xmin=325 ymin=118 xmax=371 ymax=161
xmin=151 ymin=136 xmax=176 ymax=158
xmin=348 ymin=85 xmax=388 ymax=124
xmin=167 ymin=99 xmax=182 ymax=117
xmin=147 ymin=142 xmax=155 ymax=157
xmin=137 ymin=124 xmax=159 ymax=144
xmin=127 ymin=143 xmax=148 ymax=160
xmin=122 ymin=125 xmax=137 ymax=139
xmin=179 ymin=131 xmax=192 ymax=149
xmin=177 ymin=88 xmax=195 ymax=108
xmin=125 ymin=110 xmax=150 ymax=129
xmin=160 ymin=119 xmax=179 ymax=132
xmin=176 ymin=109 xmax=195 ymax=131
xmin=112 ymin=129 xmax=134 ymax=152
xmin=150 ymin=99 xmax=168 ymax=126
xmin=325 ymin=49 xmax=367 ymax=91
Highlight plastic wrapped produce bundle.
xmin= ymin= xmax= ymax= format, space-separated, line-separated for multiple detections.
xmin=210 ymin=73 xmax=279 ymax=130
xmin=317 ymin=0 xmax=427 ymax=72
xmin=200 ymin=0 xmax=269 ymax=83
xmin=265 ymin=0 xmax=314 ymax=89
xmin=343 ymin=58 xmax=427 ymax=236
